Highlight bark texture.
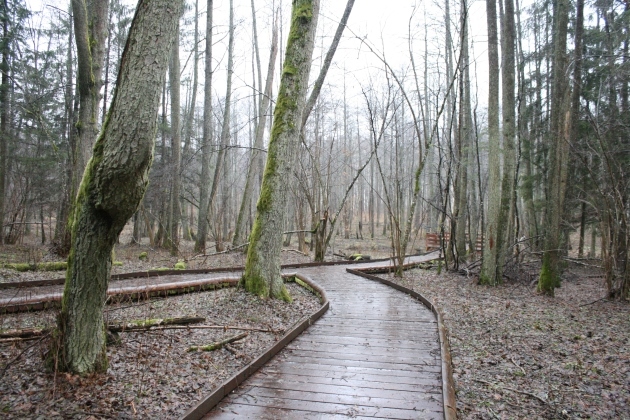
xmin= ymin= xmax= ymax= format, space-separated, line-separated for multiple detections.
xmin=242 ymin=0 xmax=319 ymax=299
xmin=538 ymin=0 xmax=570 ymax=295
xmin=233 ymin=15 xmax=278 ymax=247
xmin=55 ymin=0 xmax=183 ymax=374
xmin=480 ymin=0 xmax=503 ymax=285
xmin=194 ymin=0 xmax=213 ymax=253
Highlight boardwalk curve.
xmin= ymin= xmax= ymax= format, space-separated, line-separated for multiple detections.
xmin=197 ymin=255 xmax=448 ymax=420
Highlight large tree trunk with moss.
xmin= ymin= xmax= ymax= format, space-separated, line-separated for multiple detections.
xmin=538 ymin=0 xmax=570 ymax=295
xmin=54 ymin=0 xmax=183 ymax=374
xmin=194 ymin=0 xmax=213 ymax=253
xmin=242 ymin=0 xmax=319 ymax=300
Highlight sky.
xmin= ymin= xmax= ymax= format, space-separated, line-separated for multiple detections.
xmin=22 ymin=0 xmax=493 ymax=125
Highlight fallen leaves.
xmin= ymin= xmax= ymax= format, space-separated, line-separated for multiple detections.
xmin=386 ymin=265 xmax=630 ymax=419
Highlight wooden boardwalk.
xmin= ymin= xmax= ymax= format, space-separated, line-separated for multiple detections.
xmin=203 ymin=263 xmax=443 ymax=419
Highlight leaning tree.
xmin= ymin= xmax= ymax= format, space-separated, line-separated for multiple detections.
xmin=53 ymin=0 xmax=184 ymax=374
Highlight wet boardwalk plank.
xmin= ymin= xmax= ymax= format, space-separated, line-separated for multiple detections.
xmin=203 ymin=264 xmax=443 ymax=420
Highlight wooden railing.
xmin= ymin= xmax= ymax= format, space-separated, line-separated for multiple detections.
xmin=425 ymin=232 xmax=483 ymax=254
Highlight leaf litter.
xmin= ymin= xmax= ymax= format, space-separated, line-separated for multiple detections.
xmin=0 ymin=271 xmax=320 ymax=419
xmin=385 ymin=263 xmax=630 ymax=419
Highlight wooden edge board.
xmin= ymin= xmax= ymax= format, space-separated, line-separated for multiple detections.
xmin=180 ymin=273 xmax=329 ymax=420
xmin=0 ymin=277 xmax=240 ymax=313
xmin=346 ymin=267 xmax=457 ymax=420
xmin=0 ymin=255 xmax=405 ymax=290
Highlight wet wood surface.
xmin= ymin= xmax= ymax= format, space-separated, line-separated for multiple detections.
xmin=203 ymin=262 xmax=443 ymax=419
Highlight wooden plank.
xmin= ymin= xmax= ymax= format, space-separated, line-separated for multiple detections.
xmin=300 ymin=326 xmax=438 ymax=339
xmin=296 ymin=332 xmax=439 ymax=349
xmin=285 ymin=341 xmax=438 ymax=357
xmin=262 ymin=360 xmax=442 ymax=381
xmin=220 ymin=394 xmax=441 ymax=420
xmin=269 ymin=355 xmax=443 ymax=373
xmin=244 ymin=371 xmax=441 ymax=392
xmin=237 ymin=385 xmax=444 ymax=412
xmin=204 ymin=403 xmax=395 ymax=419
xmin=281 ymin=348 xmax=440 ymax=365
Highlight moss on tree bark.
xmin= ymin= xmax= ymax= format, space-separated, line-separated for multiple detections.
xmin=241 ymin=0 xmax=319 ymax=300
xmin=52 ymin=0 xmax=183 ymax=374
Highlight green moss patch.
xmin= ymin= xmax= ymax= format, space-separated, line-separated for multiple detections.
xmin=2 ymin=261 xmax=68 ymax=272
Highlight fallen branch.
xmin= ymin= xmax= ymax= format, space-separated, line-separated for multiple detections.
xmin=0 ymin=336 xmax=42 ymax=344
xmin=0 ymin=322 xmax=276 ymax=342
xmin=121 ymin=325 xmax=280 ymax=334
xmin=188 ymin=332 xmax=248 ymax=352
xmin=108 ymin=316 xmax=206 ymax=333
xmin=474 ymin=378 xmax=547 ymax=405
xmin=562 ymin=257 xmax=602 ymax=269
xmin=282 ymin=248 xmax=309 ymax=256
xmin=579 ymin=297 xmax=607 ymax=307
xmin=190 ymin=242 xmax=249 ymax=260
xmin=0 ymin=328 xmax=47 ymax=339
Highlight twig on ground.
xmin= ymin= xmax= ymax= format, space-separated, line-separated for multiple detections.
xmin=511 ymin=357 xmax=526 ymax=375
xmin=188 ymin=332 xmax=248 ymax=352
xmin=579 ymin=297 xmax=607 ymax=307
xmin=475 ymin=378 xmax=548 ymax=405
xmin=0 ymin=334 xmax=49 ymax=379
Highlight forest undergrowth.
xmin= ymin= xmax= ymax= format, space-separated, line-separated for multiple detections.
xmin=0 ymin=237 xmax=319 ymax=419
xmin=387 ymin=260 xmax=630 ymax=419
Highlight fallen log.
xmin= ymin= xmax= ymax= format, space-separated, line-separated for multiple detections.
xmin=187 ymin=332 xmax=248 ymax=352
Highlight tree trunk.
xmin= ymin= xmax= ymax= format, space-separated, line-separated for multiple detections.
xmin=194 ymin=0 xmax=213 ymax=253
xmin=204 ymin=0 xmax=233 ymax=253
xmin=0 ymin=1 xmax=9 ymax=244
xmin=499 ymin=0 xmax=517 ymax=267
xmin=233 ymin=10 xmax=278 ymax=247
xmin=181 ymin=0 xmax=199 ymax=242
xmin=54 ymin=0 xmax=183 ymax=374
xmin=480 ymin=0 xmax=506 ymax=285
xmin=242 ymin=0 xmax=319 ymax=300
xmin=166 ymin=22 xmax=181 ymax=255
xmin=538 ymin=0 xmax=570 ymax=295
xmin=67 ymin=0 xmax=110 ymax=245
xmin=53 ymin=9 xmax=75 ymax=252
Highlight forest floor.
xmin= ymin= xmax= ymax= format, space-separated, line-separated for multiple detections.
xmin=0 ymin=233 xmax=321 ymax=419
xmin=386 ymin=260 xmax=630 ymax=419
xmin=2 ymin=229 xmax=628 ymax=419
